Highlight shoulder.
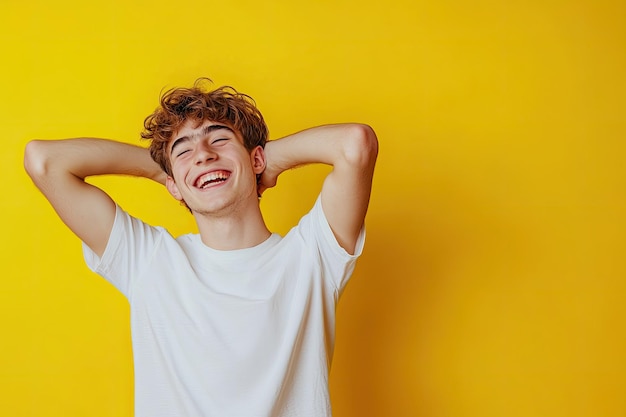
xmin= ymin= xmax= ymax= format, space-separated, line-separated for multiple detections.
xmin=288 ymin=195 xmax=366 ymax=259
xmin=94 ymin=204 xmax=181 ymax=264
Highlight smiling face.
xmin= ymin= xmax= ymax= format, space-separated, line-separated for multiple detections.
xmin=165 ymin=118 xmax=266 ymax=217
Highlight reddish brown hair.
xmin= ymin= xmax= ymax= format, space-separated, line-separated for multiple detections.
xmin=141 ymin=78 xmax=268 ymax=176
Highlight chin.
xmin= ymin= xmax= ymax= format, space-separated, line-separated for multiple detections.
xmin=189 ymin=199 xmax=237 ymax=217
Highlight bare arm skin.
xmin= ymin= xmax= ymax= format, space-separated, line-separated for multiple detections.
xmin=259 ymin=124 xmax=378 ymax=255
xmin=24 ymin=138 xmax=166 ymax=258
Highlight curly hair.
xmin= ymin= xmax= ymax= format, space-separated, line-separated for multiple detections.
xmin=141 ymin=78 xmax=268 ymax=176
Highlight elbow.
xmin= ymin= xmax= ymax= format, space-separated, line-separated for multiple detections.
xmin=341 ymin=124 xmax=379 ymax=169
xmin=24 ymin=140 xmax=50 ymax=181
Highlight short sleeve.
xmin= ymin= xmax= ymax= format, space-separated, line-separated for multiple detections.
xmin=297 ymin=196 xmax=366 ymax=292
xmin=82 ymin=205 xmax=164 ymax=299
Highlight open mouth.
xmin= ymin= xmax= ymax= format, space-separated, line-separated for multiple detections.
xmin=195 ymin=170 xmax=231 ymax=189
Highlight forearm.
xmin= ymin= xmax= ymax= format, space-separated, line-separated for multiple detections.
xmin=265 ymin=124 xmax=378 ymax=176
xmin=24 ymin=138 xmax=165 ymax=184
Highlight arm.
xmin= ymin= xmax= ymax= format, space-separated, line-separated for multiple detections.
xmin=24 ymin=138 xmax=166 ymax=257
xmin=260 ymin=124 xmax=378 ymax=254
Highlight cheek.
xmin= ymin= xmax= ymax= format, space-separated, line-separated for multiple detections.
xmin=170 ymin=160 xmax=188 ymax=181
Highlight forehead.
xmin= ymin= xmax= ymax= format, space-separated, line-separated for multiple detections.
xmin=172 ymin=119 xmax=236 ymax=139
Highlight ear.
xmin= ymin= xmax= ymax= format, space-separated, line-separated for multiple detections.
xmin=250 ymin=145 xmax=266 ymax=175
xmin=165 ymin=176 xmax=183 ymax=201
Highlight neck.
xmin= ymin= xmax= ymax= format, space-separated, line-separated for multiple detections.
xmin=193 ymin=201 xmax=271 ymax=251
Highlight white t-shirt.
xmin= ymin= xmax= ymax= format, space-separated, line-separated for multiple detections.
xmin=83 ymin=196 xmax=365 ymax=417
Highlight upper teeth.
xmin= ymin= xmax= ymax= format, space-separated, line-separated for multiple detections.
xmin=197 ymin=171 xmax=229 ymax=188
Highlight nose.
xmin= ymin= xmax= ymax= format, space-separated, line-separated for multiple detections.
xmin=194 ymin=144 xmax=217 ymax=165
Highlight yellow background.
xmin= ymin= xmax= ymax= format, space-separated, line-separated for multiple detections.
xmin=2 ymin=0 xmax=625 ymax=416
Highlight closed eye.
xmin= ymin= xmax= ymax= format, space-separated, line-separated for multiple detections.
xmin=176 ymin=149 xmax=191 ymax=157
xmin=212 ymin=138 xmax=229 ymax=145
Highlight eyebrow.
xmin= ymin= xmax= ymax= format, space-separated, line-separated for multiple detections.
xmin=170 ymin=124 xmax=235 ymax=156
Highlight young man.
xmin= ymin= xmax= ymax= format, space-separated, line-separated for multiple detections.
xmin=24 ymin=80 xmax=378 ymax=417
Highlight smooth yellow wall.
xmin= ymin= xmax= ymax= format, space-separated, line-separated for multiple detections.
xmin=2 ymin=0 xmax=625 ymax=416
